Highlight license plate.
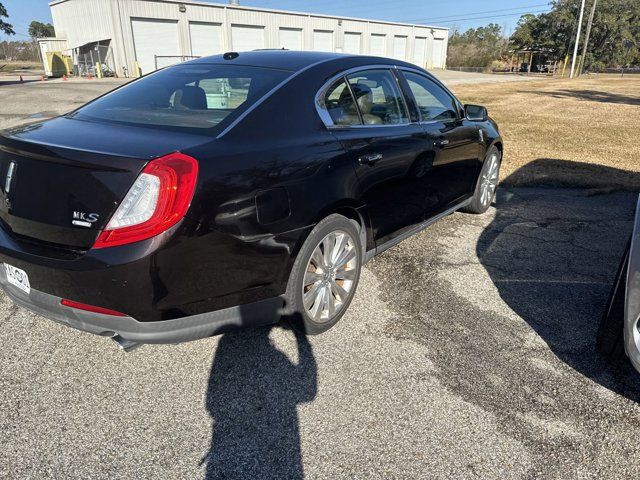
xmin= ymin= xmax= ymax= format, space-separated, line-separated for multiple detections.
xmin=5 ymin=264 xmax=30 ymax=295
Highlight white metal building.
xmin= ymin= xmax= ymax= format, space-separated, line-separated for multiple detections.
xmin=46 ymin=0 xmax=449 ymax=77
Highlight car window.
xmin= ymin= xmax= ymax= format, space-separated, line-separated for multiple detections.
xmin=345 ymin=70 xmax=409 ymax=125
xmin=193 ymin=77 xmax=251 ymax=109
xmin=72 ymin=65 xmax=291 ymax=133
xmin=403 ymin=71 xmax=458 ymax=122
xmin=323 ymin=79 xmax=362 ymax=126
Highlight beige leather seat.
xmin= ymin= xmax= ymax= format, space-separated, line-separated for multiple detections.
xmin=337 ymin=84 xmax=382 ymax=125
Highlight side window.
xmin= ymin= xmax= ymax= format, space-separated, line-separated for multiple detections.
xmin=323 ymin=79 xmax=362 ymax=126
xmin=403 ymin=72 xmax=458 ymax=122
xmin=345 ymin=69 xmax=409 ymax=125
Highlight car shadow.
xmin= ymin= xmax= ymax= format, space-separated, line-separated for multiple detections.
xmin=517 ymin=89 xmax=640 ymax=106
xmin=202 ymin=307 xmax=317 ymax=479
xmin=478 ymin=159 xmax=640 ymax=400
xmin=501 ymin=157 xmax=640 ymax=191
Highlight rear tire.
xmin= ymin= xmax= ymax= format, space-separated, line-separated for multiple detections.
xmin=463 ymin=146 xmax=501 ymax=214
xmin=597 ymin=240 xmax=630 ymax=361
xmin=284 ymin=214 xmax=362 ymax=335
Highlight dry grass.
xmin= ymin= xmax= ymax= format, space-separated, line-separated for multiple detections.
xmin=450 ymin=75 xmax=640 ymax=191
xmin=0 ymin=61 xmax=43 ymax=75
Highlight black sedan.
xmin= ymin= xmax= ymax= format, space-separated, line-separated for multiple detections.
xmin=0 ymin=51 xmax=502 ymax=349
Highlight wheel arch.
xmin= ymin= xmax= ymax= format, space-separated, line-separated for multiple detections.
xmin=316 ymin=201 xmax=370 ymax=258
xmin=491 ymin=139 xmax=503 ymax=158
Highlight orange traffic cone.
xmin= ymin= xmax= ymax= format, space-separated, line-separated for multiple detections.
xmin=40 ymin=75 xmax=45 ymax=81
xmin=87 ymin=73 xmax=93 ymax=80
xmin=62 ymin=75 xmax=67 ymax=81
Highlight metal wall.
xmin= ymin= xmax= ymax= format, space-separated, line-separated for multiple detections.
xmin=50 ymin=0 xmax=449 ymax=77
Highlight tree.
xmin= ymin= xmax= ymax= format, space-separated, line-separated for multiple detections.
xmin=0 ymin=40 xmax=39 ymax=61
xmin=0 ymin=2 xmax=14 ymax=36
xmin=509 ymin=0 xmax=640 ymax=69
xmin=28 ymin=21 xmax=55 ymax=39
xmin=448 ymin=23 xmax=509 ymax=69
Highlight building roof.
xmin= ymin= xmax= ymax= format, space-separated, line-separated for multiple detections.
xmin=49 ymin=0 xmax=449 ymax=31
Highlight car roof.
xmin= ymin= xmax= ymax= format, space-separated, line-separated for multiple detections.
xmin=187 ymin=49 xmax=414 ymax=72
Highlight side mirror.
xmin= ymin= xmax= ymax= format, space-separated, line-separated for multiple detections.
xmin=465 ymin=104 xmax=487 ymax=122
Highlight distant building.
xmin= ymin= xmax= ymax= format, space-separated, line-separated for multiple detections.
xmin=41 ymin=0 xmax=449 ymax=77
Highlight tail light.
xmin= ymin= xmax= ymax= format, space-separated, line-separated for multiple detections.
xmin=93 ymin=152 xmax=198 ymax=249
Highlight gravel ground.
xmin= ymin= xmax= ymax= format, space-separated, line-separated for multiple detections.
xmin=1 ymin=77 xmax=640 ymax=480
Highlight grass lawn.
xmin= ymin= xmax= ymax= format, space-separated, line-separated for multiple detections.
xmin=450 ymin=75 xmax=640 ymax=191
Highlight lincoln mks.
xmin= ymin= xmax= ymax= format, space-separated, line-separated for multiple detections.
xmin=0 ymin=51 xmax=502 ymax=349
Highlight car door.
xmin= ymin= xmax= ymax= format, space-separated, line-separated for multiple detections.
xmin=321 ymin=68 xmax=439 ymax=247
xmin=398 ymin=70 xmax=483 ymax=208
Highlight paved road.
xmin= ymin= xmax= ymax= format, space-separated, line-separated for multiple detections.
xmin=1 ymin=79 xmax=639 ymax=479
xmin=2 ymin=187 xmax=638 ymax=479
xmin=0 ymin=78 xmax=126 ymax=130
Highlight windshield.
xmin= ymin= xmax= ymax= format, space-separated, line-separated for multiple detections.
xmin=71 ymin=64 xmax=292 ymax=133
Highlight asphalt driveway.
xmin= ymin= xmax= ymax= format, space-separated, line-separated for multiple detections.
xmin=1 ymin=78 xmax=639 ymax=479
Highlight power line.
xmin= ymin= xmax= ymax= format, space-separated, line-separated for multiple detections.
xmin=246 ymin=0 xmax=552 ymax=26
xmin=410 ymin=10 xmax=552 ymax=25
xmin=0 ymin=31 xmax=31 ymax=39
xmin=399 ymin=3 xmax=552 ymax=23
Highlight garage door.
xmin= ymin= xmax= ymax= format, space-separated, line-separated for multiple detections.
xmin=343 ymin=32 xmax=361 ymax=54
xmin=190 ymin=22 xmax=223 ymax=58
xmin=393 ymin=36 xmax=407 ymax=60
xmin=413 ymin=37 xmax=427 ymax=68
xmin=370 ymin=34 xmax=386 ymax=56
xmin=231 ymin=25 xmax=265 ymax=52
xmin=431 ymin=38 xmax=445 ymax=69
xmin=313 ymin=30 xmax=333 ymax=52
xmin=132 ymin=18 xmax=180 ymax=75
xmin=279 ymin=28 xmax=303 ymax=50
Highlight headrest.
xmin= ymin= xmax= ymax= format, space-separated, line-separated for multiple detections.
xmin=174 ymin=85 xmax=207 ymax=110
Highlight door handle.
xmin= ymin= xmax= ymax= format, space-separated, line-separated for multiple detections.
xmin=358 ymin=153 xmax=383 ymax=166
xmin=434 ymin=138 xmax=450 ymax=148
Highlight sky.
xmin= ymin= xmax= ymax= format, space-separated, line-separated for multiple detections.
xmin=1 ymin=0 xmax=553 ymax=40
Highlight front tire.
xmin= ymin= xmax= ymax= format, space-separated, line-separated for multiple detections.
xmin=284 ymin=214 xmax=362 ymax=335
xmin=463 ymin=146 xmax=501 ymax=214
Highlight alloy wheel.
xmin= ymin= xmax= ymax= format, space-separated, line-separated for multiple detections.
xmin=302 ymin=230 xmax=358 ymax=323
xmin=480 ymin=154 xmax=499 ymax=207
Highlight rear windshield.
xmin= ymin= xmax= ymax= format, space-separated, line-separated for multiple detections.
xmin=71 ymin=64 xmax=292 ymax=133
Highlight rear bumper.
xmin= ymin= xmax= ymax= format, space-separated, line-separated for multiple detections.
xmin=0 ymin=268 xmax=282 ymax=344
xmin=0 ymin=213 xmax=301 ymax=323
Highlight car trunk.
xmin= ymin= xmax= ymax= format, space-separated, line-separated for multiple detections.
xmin=0 ymin=117 xmax=209 ymax=250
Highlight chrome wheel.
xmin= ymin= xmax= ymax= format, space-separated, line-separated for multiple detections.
xmin=302 ymin=230 xmax=358 ymax=323
xmin=480 ymin=154 xmax=499 ymax=207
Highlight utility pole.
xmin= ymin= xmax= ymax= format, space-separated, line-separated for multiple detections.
xmin=579 ymin=0 xmax=597 ymax=75
xmin=570 ymin=0 xmax=586 ymax=79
